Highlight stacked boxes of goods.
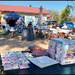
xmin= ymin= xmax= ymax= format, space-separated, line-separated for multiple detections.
xmin=1 ymin=51 xmax=30 ymax=70
xmin=48 ymin=38 xmax=75 ymax=65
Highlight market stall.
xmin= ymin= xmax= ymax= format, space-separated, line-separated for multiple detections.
xmin=1 ymin=38 xmax=75 ymax=74
xmin=2 ymin=11 xmax=24 ymax=34
xmin=1 ymin=50 xmax=75 ymax=74
xmin=3 ymin=11 xmax=21 ymax=20
xmin=50 ymin=28 xmax=72 ymax=34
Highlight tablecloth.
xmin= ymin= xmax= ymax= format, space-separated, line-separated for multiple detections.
xmin=50 ymin=28 xmax=72 ymax=33
xmin=3 ymin=51 xmax=75 ymax=74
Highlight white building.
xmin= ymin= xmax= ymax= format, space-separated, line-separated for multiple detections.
xmin=0 ymin=4 xmax=51 ymax=26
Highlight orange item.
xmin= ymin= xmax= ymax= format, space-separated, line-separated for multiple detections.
xmin=51 ymin=35 xmax=55 ymax=38
xmin=41 ymin=47 xmax=45 ymax=50
xmin=60 ymin=33 xmax=64 ymax=35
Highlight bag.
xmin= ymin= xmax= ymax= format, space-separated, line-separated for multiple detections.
xmin=33 ymin=49 xmax=49 ymax=57
xmin=28 ymin=45 xmax=44 ymax=52
xmin=32 ymin=45 xmax=41 ymax=50
xmin=28 ymin=45 xmax=35 ymax=51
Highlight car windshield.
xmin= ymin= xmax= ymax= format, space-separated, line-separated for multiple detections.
xmin=45 ymin=21 xmax=57 ymax=25
xmin=51 ymin=21 xmax=57 ymax=24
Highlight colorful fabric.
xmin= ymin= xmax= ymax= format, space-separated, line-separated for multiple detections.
xmin=4 ymin=63 xmax=75 ymax=74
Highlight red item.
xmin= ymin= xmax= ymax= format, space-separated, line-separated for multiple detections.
xmin=28 ymin=45 xmax=45 ymax=53
xmin=51 ymin=35 xmax=55 ymax=38
xmin=32 ymin=45 xmax=41 ymax=50
xmin=29 ymin=45 xmax=41 ymax=52
xmin=49 ymin=24 xmax=51 ymax=25
xmin=36 ymin=30 xmax=38 ymax=32
xmin=60 ymin=33 xmax=64 ymax=35
xmin=33 ymin=50 xmax=49 ymax=57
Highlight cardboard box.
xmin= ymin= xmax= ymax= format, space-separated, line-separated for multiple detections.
xmin=48 ymin=38 xmax=75 ymax=65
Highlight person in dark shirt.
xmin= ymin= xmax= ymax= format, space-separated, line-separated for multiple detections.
xmin=28 ymin=22 xmax=32 ymax=28
xmin=8 ymin=17 xmax=16 ymax=38
xmin=64 ymin=33 xmax=69 ymax=39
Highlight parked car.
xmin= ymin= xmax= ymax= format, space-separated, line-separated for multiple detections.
xmin=67 ymin=22 xmax=74 ymax=28
xmin=44 ymin=21 xmax=58 ymax=28
xmin=59 ymin=22 xmax=74 ymax=28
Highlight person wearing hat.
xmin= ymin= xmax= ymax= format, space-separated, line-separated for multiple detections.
xmin=28 ymin=22 xmax=32 ymax=28
xmin=64 ymin=33 xmax=69 ymax=39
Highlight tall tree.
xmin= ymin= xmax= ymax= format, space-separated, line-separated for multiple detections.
xmin=29 ymin=5 xmax=32 ymax=7
xmin=71 ymin=1 xmax=75 ymax=14
xmin=60 ymin=4 xmax=73 ymax=24
xmin=48 ymin=9 xmax=60 ymax=23
xmin=0 ymin=16 xmax=1 ymax=19
xmin=72 ymin=15 xmax=75 ymax=22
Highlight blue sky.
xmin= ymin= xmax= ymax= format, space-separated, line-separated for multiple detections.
xmin=0 ymin=1 xmax=74 ymax=14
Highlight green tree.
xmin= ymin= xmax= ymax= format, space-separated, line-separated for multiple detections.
xmin=60 ymin=4 xmax=73 ymax=24
xmin=72 ymin=15 xmax=75 ymax=22
xmin=71 ymin=1 xmax=75 ymax=14
xmin=0 ymin=16 xmax=1 ymax=19
xmin=29 ymin=5 xmax=32 ymax=7
xmin=48 ymin=9 xmax=60 ymax=23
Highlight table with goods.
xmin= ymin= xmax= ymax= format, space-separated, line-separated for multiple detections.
xmin=50 ymin=28 xmax=72 ymax=34
xmin=1 ymin=38 xmax=75 ymax=74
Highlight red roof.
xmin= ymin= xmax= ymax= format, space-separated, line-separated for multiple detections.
xmin=47 ymin=14 xmax=51 ymax=17
xmin=0 ymin=4 xmax=49 ymax=14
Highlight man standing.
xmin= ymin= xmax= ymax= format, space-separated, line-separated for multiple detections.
xmin=17 ymin=18 xmax=23 ymax=27
xmin=16 ymin=18 xmax=23 ymax=32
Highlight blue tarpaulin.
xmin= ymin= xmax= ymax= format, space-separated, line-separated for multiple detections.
xmin=3 ymin=11 xmax=21 ymax=19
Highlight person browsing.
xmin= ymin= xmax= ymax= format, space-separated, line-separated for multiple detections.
xmin=8 ymin=17 xmax=16 ymax=38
